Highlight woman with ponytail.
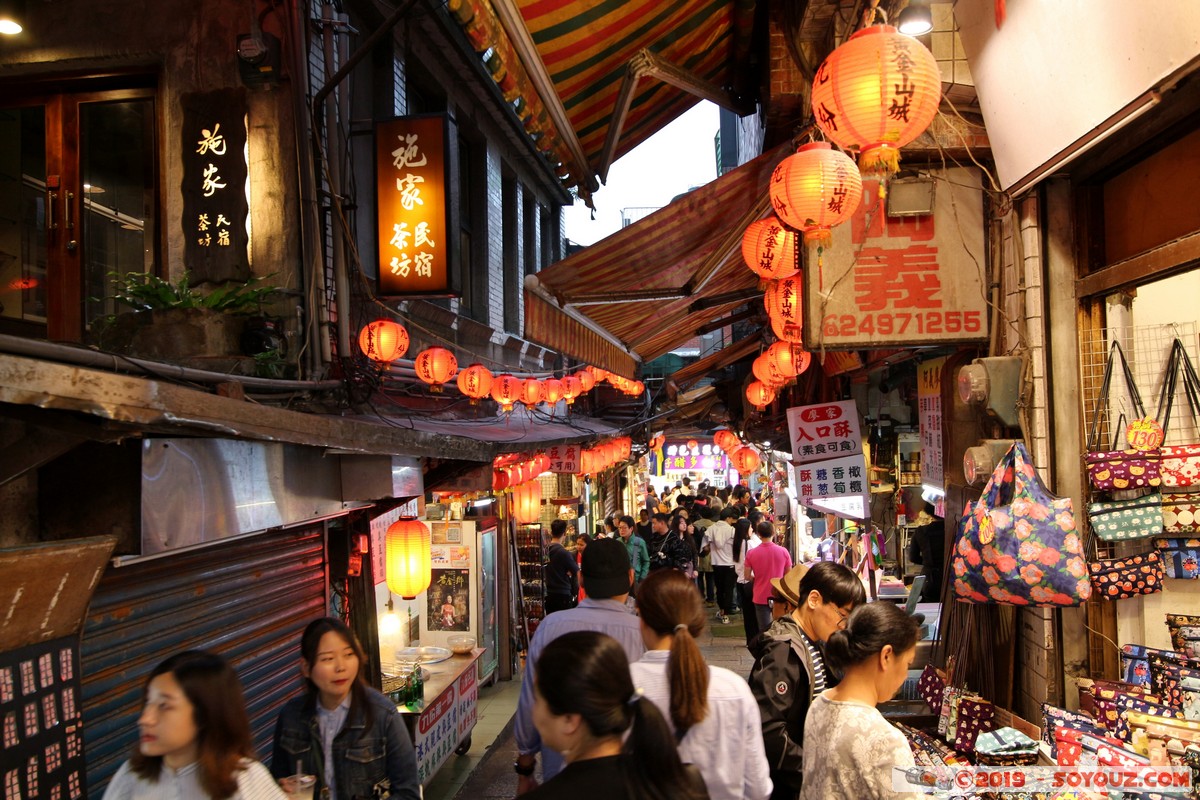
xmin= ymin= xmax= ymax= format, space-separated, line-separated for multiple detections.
xmin=799 ymin=602 xmax=922 ymax=800
xmin=631 ymin=570 xmax=772 ymax=800
xmin=524 ymin=630 xmax=709 ymax=800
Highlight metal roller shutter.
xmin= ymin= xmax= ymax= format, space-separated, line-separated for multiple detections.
xmin=80 ymin=525 xmax=327 ymax=795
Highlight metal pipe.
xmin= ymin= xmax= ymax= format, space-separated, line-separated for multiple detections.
xmin=321 ymin=1 xmax=353 ymax=362
xmin=0 ymin=334 xmax=343 ymax=392
xmin=311 ymin=0 xmax=420 ymax=114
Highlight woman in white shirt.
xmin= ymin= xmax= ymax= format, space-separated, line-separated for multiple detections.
xmin=631 ymin=569 xmax=772 ymax=800
xmin=799 ymin=602 xmax=921 ymax=800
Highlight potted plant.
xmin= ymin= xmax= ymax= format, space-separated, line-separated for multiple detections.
xmin=94 ymin=271 xmax=286 ymax=372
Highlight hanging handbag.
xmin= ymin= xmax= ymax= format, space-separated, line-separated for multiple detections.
xmin=952 ymin=442 xmax=1090 ymax=606
xmin=1154 ymin=537 xmax=1200 ymax=579
xmin=1088 ymin=550 xmax=1164 ymax=600
xmin=1085 ymin=341 xmax=1162 ymax=491
xmin=1159 ymin=339 xmax=1200 ymax=488
xmin=1123 ymin=644 xmax=1153 ymax=686
xmin=1088 ymin=493 xmax=1164 ymax=541
xmin=951 ymin=696 xmax=995 ymax=754
xmin=1164 ymin=492 xmax=1200 ymax=534
xmin=917 ymin=664 xmax=947 ymax=712
xmin=1167 ymin=614 xmax=1200 ymax=656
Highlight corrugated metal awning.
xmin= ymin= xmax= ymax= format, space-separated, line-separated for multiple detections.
xmin=524 ymin=143 xmax=788 ymax=376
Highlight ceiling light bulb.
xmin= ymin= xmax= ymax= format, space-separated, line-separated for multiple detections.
xmin=897 ymin=3 xmax=933 ymax=35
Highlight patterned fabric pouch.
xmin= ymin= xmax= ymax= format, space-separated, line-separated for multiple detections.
xmin=1149 ymin=657 xmax=1200 ymax=707
xmin=1088 ymin=493 xmax=1164 ymax=541
xmin=916 ymin=664 xmax=946 ymax=712
xmin=1042 ymin=702 xmax=1102 ymax=754
xmin=1055 ymin=725 xmax=1119 ymax=765
xmin=1123 ymin=644 xmax=1153 ymax=686
xmin=1179 ymin=677 xmax=1200 ymax=721
xmin=1155 ymin=537 xmax=1200 ymax=578
xmin=1163 ymin=445 xmax=1200 ymax=489
xmin=952 ymin=696 xmax=995 ymax=754
xmin=1086 ymin=341 xmax=1162 ymax=491
xmin=937 ymin=686 xmax=962 ymax=737
xmin=1167 ymin=614 xmax=1200 ymax=653
xmin=1164 ymin=493 xmax=1200 ymax=534
xmin=1088 ymin=550 xmax=1164 ymax=599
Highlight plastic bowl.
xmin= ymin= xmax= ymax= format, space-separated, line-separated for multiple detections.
xmin=448 ymin=635 xmax=476 ymax=655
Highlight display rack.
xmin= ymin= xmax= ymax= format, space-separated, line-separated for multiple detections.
xmin=515 ymin=525 xmax=546 ymax=638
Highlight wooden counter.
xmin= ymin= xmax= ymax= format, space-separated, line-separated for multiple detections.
xmin=398 ymin=648 xmax=484 ymax=784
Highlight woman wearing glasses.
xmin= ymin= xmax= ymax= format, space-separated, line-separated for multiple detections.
xmin=747 ymin=561 xmax=866 ymax=800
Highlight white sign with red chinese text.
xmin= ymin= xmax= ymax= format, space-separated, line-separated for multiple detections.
xmin=918 ymin=357 xmax=946 ymax=488
xmin=804 ymin=167 xmax=986 ymax=349
xmin=546 ymin=444 xmax=580 ymax=474
xmin=787 ymin=400 xmax=863 ymax=465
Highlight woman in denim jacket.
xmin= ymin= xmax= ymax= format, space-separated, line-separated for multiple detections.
xmin=271 ymin=618 xmax=420 ymax=800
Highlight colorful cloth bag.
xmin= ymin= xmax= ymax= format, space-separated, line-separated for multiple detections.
xmin=951 ymin=696 xmax=995 ymax=754
xmin=1088 ymin=493 xmax=1164 ymax=541
xmin=1123 ymin=644 xmax=1152 ymax=686
xmin=1159 ymin=339 xmax=1200 ymax=488
xmin=916 ymin=664 xmax=946 ymax=712
xmin=952 ymin=442 xmax=1090 ymax=606
xmin=1167 ymin=614 xmax=1200 ymax=656
xmin=1086 ymin=341 xmax=1162 ymax=491
xmin=1088 ymin=550 xmax=1164 ymax=599
xmin=1163 ymin=445 xmax=1200 ymax=489
xmin=1163 ymin=493 xmax=1200 ymax=534
xmin=1154 ymin=537 xmax=1200 ymax=578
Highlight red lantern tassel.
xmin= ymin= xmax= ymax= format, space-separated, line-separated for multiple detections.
xmin=995 ymin=0 xmax=1006 ymax=28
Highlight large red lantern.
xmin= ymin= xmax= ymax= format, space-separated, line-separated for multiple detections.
xmin=457 ymin=363 xmax=494 ymax=403
xmin=543 ymin=378 xmax=565 ymax=405
xmin=562 ymin=375 xmax=583 ymax=404
xmin=746 ymin=380 xmax=775 ymax=410
xmin=576 ymin=370 xmax=596 ymax=393
xmin=385 ymin=518 xmax=431 ymax=599
xmin=731 ymin=446 xmax=762 ymax=476
xmin=358 ymin=319 xmax=409 ymax=364
xmin=753 ymin=352 xmax=788 ymax=388
xmin=513 ymin=480 xmax=542 ymax=524
xmin=764 ymin=276 xmax=805 ymax=343
xmin=492 ymin=469 xmax=510 ymax=492
xmin=713 ymin=429 xmax=738 ymax=451
xmin=413 ymin=347 xmax=458 ymax=392
xmin=811 ymin=25 xmax=942 ymax=179
xmin=519 ymin=378 xmax=546 ymax=408
xmin=631 ymin=380 xmax=645 ymax=396
xmin=491 ymin=374 xmax=523 ymax=412
xmin=742 ymin=216 xmax=800 ymax=280
xmin=767 ymin=342 xmax=812 ymax=379
xmin=768 ymin=142 xmax=862 ymax=249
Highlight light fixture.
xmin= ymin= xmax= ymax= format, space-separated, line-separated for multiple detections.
xmin=379 ymin=597 xmax=401 ymax=636
xmin=0 ymin=0 xmax=24 ymax=35
xmin=897 ymin=1 xmax=933 ymax=36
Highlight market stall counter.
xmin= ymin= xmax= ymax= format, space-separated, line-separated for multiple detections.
xmin=393 ymin=647 xmax=484 ymax=785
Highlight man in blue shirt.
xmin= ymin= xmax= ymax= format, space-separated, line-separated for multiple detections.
xmin=513 ymin=538 xmax=643 ymax=792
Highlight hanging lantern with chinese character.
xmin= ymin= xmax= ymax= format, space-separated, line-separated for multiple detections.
xmin=358 ymin=319 xmax=409 ymax=365
xmin=731 ymin=446 xmax=762 ymax=476
xmin=767 ymin=341 xmax=813 ymax=379
xmin=753 ymin=351 xmax=789 ymax=388
xmin=413 ymin=346 xmax=458 ymax=392
xmin=764 ymin=276 xmax=805 ymax=343
xmin=385 ymin=518 xmax=432 ymax=599
xmin=543 ymin=378 xmax=565 ymax=405
xmin=513 ymin=480 xmax=542 ymax=524
xmin=576 ymin=370 xmax=596 ymax=393
xmin=562 ymin=375 xmax=583 ymax=404
xmin=457 ymin=363 xmax=494 ymax=403
xmin=713 ymin=429 xmax=738 ymax=451
xmin=742 ymin=216 xmax=800 ymax=281
xmin=491 ymin=374 xmax=523 ymax=412
xmin=811 ymin=25 xmax=942 ymax=181
xmin=768 ymin=142 xmax=863 ymax=250
xmin=746 ymin=380 xmax=775 ymax=410
xmin=519 ymin=378 xmax=546 ymax=408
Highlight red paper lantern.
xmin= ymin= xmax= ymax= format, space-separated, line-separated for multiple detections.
xmin=562 ymin=375 xmax=583 ymax=404
xmin=385 ymin=518 xmax=431 ymax=599
xmin=742 ymin=216 xmax=800 ymax=280
xmin=811 ymin=25 xmax=942 ymax=179
xmin=513 ymin=480 xmax=542 ymax=524
xmin=746 ymin=380 xmax=775 ymax=410
xmin=358 ymin=319 xmax=409 ymax=364
xmin=631 ymin=380 xmax=645 ymax=396
xmin=713 ymin=429 xmax=738 ymax=451
xmin=491 ymin=374 xmax=523 ymax=412
xmin=492 ymin=469 xmax=510 ymax=492
xmin=767 ymin=342 xmax=812 ymax=379
xmin=543 ymin=378 xmax=565 ymax=405
xmin=769 ymin=142 xmax=862 ymax=249
xmin=753 ymin=352 xmax=788 ymax=388
xmin=687 ymin=439 xmax=699 ymax=451
xmin=413 ymin=347 xmax=458 ymax=392
xmin=731 ymin=446 xmax=762 ymax=476
xmin=764 ymin=276 xmax=805 ymax=343
xmin=576 ymin=370 xmax=596 ymax=393
xmin=519 ymin=378 xmax=546 ymax=408
xmin=457 ymin=363 xmax=494 ymax=403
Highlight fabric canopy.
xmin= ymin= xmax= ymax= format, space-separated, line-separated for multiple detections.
xmin=524 ymin=143 xmax=790 ymax=376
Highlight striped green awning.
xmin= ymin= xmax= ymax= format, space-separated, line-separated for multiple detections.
xmin=516 ymin=0 xmax=757 ymax=176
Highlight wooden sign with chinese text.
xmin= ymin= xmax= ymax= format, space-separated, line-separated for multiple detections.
xmin=804 ymin=167 xmax=986 ymax=349
xmin=375 ymin=115 xmax=449 ymax=295
xmin=180 ymin=90 xmax=250 ymax=283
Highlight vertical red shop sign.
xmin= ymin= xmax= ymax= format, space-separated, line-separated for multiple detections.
xmin=375 ymin=115 xmax=449 ymax=295
xmin=803 ymin=166 xmax=987 ymax=349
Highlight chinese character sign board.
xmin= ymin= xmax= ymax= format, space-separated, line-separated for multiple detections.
xmin=793 ymin=454 xmax=869 ymax=521
xmin=804 ymin=167 xmax=986 ymax=348
xmin=180 ymin=89 xmax=251 ymax=283
xmin=918 ymin=357 xmax=946 ymax=488
xmin=376 ymin=115 xmax=449 ymax=295
xmin=786 ymin=400 xmax=863 ymax=465
xmin=547 ymin=445 xmax=580 ymax=474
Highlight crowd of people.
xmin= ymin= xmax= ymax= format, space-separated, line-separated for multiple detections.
xmin=514 ymin=490 xmax=926 ymax=800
